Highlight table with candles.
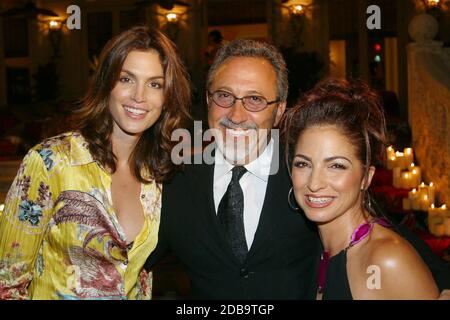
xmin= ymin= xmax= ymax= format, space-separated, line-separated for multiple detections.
xmin=371 ymin=146 xmax=450 ymax=260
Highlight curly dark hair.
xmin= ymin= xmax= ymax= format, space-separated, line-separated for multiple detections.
xmin=281 ymin=78 xmax=388 ymax=217
xmin=71 ymin=26 xmax=191 ymax=183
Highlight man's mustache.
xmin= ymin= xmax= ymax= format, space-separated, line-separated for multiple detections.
xmin=218 ymin=118 xmax=258 ymax=130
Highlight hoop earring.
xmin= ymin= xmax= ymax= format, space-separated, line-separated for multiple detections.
xmin=362 ymin=189 xmax=372 ymax=210
xmin=288 ymin=187 xmax=300 ymax=210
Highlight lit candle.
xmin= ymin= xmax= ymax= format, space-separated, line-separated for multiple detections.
xmin=420 ymin=194 xmax=430 ymax=211
xmin=392 ymin=167 xmax=402 ymax=188
xmin=428 ymin=204 xmax=442 ymax=234
xmin=400 ymin=171 xmax=412 ymax=189
xmin=386 ymin=146 xmax=395 ymax=160
xmin=418 ymin=182 xmax=428 ymax=199
xmin=387 ymin=155 xmax=397 ymax=170
xmin=409 ymin=188 xmax=420 ymax=210
xmin=440 ymin=204 xmax=448 ymax=219
xmin=395 ymin=151 xmax=406 ymax=169
xmin=409 ymin=163 xmax=421 ymax=188
xmin=434 ymin=223 xmax=445 ymax=237
xmin=444 ymin=218 xmax=450 ymax=237
xmin=403 ymin=148 xmax=414 ymax=168
xmin=428 ymin=182 xmax=436 ymax=205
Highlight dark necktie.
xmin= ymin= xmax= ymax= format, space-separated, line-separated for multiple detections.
xmin=217 ymin=166 xmax=248 ymax=264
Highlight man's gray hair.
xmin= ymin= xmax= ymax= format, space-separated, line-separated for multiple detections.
xmin=206 ymin=39 xmax=288 ymax=102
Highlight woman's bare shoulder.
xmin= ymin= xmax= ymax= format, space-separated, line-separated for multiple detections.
xmin=356 ymin=225 xmax=439 ymax=299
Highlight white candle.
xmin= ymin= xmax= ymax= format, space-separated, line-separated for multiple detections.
xmin=428 ymin=204 xmax=446 ymax=234
xmin=420 ymin=194 xmax=430 ymax=211
xmin=386 ymin=146 xmax=395 ymax=161
xmin=418 ymin=182 xmax=428 ymax=199
xmin=434 ymin=223 xmax=445 ymax=237
xmin=400 ymin=171 xmax=413 ymax=189
xmin=428 ymin=182 xmax=436 ymax=205
xmin=395 ymin=152 xmax=406 ymax=170
xmin=444 ymin=218 xmax=450 ymax=237
xmin=409 ymin=188 xmax=420 ymax=210
xmin=409 ymin=163 xmax=421 ymax=188
xmin=440 ymin=204 xmax=448 ymax=220
xmin=404 ymin=148 xmax=414 ymax=168
xmin=428 ymin=204 xmax=439 ymax=234
xmin=387 ymin=145 xmax=395 ymax=156
xmin=392 ymin=167 xmax=402 ymax=188
xmin=387 ymin=155 xmax=397 ymax=170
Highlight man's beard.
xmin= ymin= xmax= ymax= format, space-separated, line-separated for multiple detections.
xmin=214 ymin=118 xmax=268 ymax=165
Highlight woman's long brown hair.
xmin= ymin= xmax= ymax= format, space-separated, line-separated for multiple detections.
xmin=71 ymin=26 xmax=191 ymax=183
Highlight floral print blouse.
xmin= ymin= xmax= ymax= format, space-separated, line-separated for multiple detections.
xmin=0 ymin=132 xmax=161 ymax=300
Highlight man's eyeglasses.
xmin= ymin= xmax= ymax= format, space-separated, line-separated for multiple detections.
xmin=208 ymin=90 xmax=280 ymax=112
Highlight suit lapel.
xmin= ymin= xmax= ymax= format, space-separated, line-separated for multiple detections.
xmin=247 ymin=151 xmax=290 ymax=259
xmin=191 ymin=161 xmax=240 ymax=262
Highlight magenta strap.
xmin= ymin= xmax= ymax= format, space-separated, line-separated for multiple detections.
xmin=317 ymin=217 xmax=391 ymax=295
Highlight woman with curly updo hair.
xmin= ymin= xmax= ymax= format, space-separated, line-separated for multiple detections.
xmin=282 ymin=78 xmax=438 ymax=300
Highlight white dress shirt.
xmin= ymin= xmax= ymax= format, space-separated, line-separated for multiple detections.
xmin=213 ymin=139 xmax=274 ymax=250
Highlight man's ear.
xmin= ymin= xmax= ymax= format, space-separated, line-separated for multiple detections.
xmin=274 ymin=101 xmax=287 ymax=127
xmin=206 ymin=91 xmax=211 ymax=108
xmin=361 ymin=165 xmax=376 ymax=190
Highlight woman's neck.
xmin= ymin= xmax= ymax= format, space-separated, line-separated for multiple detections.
xmin=111 ymin=129 xmax=140 ymax=168
xmin=317 ymin=206 xmax=368 ymax=256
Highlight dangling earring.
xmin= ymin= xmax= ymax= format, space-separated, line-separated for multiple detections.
xmin=288 ymin=187 xmax=299 ymax=210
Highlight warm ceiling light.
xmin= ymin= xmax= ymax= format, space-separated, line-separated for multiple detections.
xmin=427 ymin=0 xmax=440 ymax=7
xmin=166 ymin=12 xmax=178 ymax=22
xmin=291 ymin=4 xmax=304 ymax=15
xmin=49 ymin=20 xmax=61 ymax=30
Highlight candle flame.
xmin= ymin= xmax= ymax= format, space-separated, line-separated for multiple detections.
xmin=429 ymin=182 xmax=433 ymax=187
xmin=411 ymin=163 xmax=415 ymax=167
xmin=390 ymin=156 xmax=396 ymax=160
xmin=405 ymin=148 xmax=412 ymax=154
xmin=412 ymin=188 xmax=416 ymax=193
xmin=442 ymin=205 xmax=447 ymax=209
xmin=431 ymin=204 xmax=435 ymax=208
xmin=387 ymin=146 xmax=393 ymax=151
xmin=412 ymin=169 xmax=417 ymax=174
xmin=424 ymin=195 xmax=428 ymax=200
xmin=420 ymin=182 xmax=425 ymax=187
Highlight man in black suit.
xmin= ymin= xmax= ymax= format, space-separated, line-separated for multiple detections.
xmin=146 ymin=39 xmax=449 ymax=299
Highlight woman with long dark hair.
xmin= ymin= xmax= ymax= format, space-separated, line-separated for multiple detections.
xmin=0 ymin=26 xmax=190 ymax=300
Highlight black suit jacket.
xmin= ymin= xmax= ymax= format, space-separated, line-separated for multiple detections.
xmin=146 ymin=155 xmax=321 ymax=299
xmin=146 ymin=154 xmax=450 ymax=299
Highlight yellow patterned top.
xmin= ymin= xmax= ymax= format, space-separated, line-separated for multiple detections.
xmin=0 ymin=132 xmax=161 ymax=300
